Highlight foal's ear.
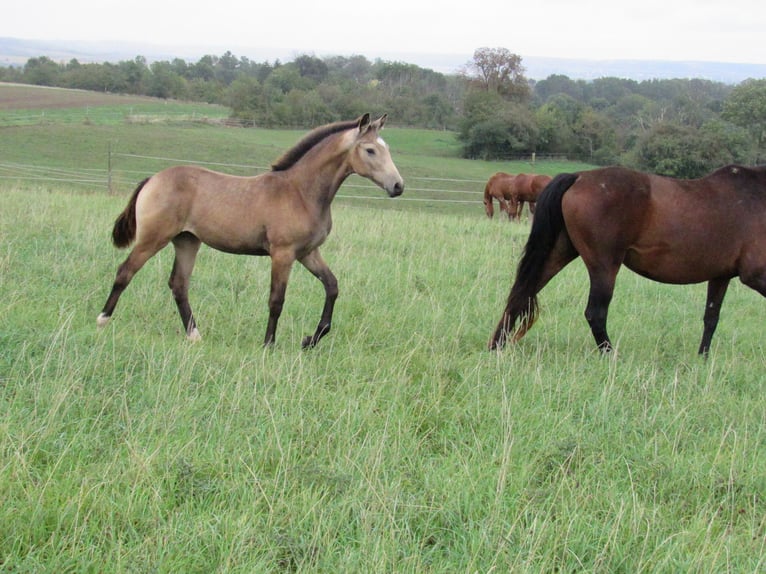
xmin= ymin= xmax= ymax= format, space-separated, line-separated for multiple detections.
xmin=374 ymin=114 xmax=387 ymax=130
xmin=357 ymin=113 xmax=371 ymax=132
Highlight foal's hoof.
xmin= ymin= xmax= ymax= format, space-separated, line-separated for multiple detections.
xmin=186 ymin=328 xmax=202 ymax=342
xmin=96 ymin=313 xmax=110 ymax=328
xmin=301 ymin=336 xmax=316 ymax=349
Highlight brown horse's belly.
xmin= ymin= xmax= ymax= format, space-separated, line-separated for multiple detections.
xmin=624 ymin=244 xmax=735 ymax=284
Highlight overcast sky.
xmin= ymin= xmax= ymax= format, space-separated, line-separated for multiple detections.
xmin=3 ymin=0 xmax=764 ymax=66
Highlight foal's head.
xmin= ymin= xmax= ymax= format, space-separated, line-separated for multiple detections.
xmin=347 ymin=114 xmax=404 ymax=197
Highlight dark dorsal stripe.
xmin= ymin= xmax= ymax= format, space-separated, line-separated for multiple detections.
xmin=271 ymin=119 xmax=360 ymax=171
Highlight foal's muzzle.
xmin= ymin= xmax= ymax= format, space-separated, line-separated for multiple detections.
xmin=388 ymin=181 xmax=404 ymax=197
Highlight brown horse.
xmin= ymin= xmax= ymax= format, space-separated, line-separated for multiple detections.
xmin=489 ymin=164 xmax=766 ymax=355
xmin=97 ymin=113 xmax=404 ymax=348
xmin=483 ymin=172 xmax=552 ymax=220
xmin=483 ymin=172 xmax=515 ymax=219
xmin=508 ymin=173 xmax=552 ymax=219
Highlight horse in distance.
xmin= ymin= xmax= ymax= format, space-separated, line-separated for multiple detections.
xmin=97 ymin=113 xmax=404 ymax=348
xmin=506 ymin=173 xmax=552 ymax=220
xmin=483 ymin=172 xmax=552 ymax=220
xmin=483 ymin=172 xmax=516 ymax=219
xmin=489 ymin=164 xmax=766 ymax=355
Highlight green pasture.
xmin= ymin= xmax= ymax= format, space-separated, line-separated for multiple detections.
xmin=2 ymin=87 xmax=766 ymax=572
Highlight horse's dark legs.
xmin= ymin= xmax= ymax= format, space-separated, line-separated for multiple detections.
xmin=299 ymin=249 xmax=339 ymax=349
xmin=263 ymin=251 xmax=295 ymax=347
xmin=97 ymin=242 xmax=165 ymax=329
xmin=169 ymin=233 xmax=202 ymax=340
xmin=697 ymin=278 xmax=730 ymax=355
xmin=584 ymin=269 xmax=618 ymax=353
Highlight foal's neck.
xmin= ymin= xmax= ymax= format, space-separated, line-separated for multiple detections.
xmin=292 ymin=131 xmax=355 ymax=206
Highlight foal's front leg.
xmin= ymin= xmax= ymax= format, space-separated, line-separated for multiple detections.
xmin=299 ymin=249 xmax=338 ymax=349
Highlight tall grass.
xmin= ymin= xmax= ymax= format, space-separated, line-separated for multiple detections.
xmin=2 ymin=185 xmax=766 ymax=572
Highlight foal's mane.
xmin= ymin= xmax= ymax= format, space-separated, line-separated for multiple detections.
xmin=271 ymin=119 xmax=360 ymax=171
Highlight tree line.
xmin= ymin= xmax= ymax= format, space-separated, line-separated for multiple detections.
xmin=3 ymin=47 xmax=766 ymax=178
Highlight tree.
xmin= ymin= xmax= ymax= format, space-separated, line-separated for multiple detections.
xmin=458 ymin=91 xmax=536 ymax=158
xmin=535 ymin=94 xmax=583 ymax=155
xmin=146 ymin=61 xmax=187 ymax=99
xmin=576 ymin=108 xmax=618 ymax=164
xmin=294 ymin=54 xmax=329 ymax=83
xmin=463 ymin=47 xmax=529 ymax=101
xmin=722 ymin=79 xmax=766 ymax=163
xmin=23 ymin=56 xmax=60 ymax=86
xmin=630 ymin=120 xmax=748 ymax=178
xmin=534 ymin=74 xmax=584 ymax=103
xmin=225 ymin=76 xmax=266 ymax=125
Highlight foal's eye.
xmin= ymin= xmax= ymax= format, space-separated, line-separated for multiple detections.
xmin=365 ymin=147 xmax=376 ymax=156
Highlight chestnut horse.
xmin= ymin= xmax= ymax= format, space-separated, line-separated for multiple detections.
xmin=483 ymin=172 xmax=552 ymax=220
xmin=98 ymin=114 xmax=404 ymax=348
xmin=483 ymin=172 xmax=515 ymax=219
xmin=489 ymin=164 xmax=766 ymax=355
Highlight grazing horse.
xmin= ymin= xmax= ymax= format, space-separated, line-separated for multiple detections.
xmin=489 ymin=164 xmax=766 ymax=355
xmin=483 ymin=172 xmax=515 ymax=219
xmin=97 ymin=113 xmax=404 ymax=348
xmin=507 ymin=173 xmax=552 ymax=219
xmin=483 ymin=172 xmax=552 ymax=220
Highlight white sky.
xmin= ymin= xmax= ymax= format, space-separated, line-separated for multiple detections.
xmin=3 ymin=0 xmax=764 ymax=66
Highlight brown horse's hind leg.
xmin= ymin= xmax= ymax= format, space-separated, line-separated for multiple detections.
xmin=583 ymin=267 xmax=619 ymax=353
xmin=697 ymin=278 xmax=730 ymax=355
xmin=298 ymin=249 xmax=339 ymax=349
xmin=97 ymin=242 xmax=167 ymax=329
xmin=169 ymin=233 xmax=202 ymax=340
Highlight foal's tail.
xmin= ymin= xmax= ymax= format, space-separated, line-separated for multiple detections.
xmin=483 ymin=181 xmax=495 ymax=218
xmin=111 ymin=177 xmax=150 ymax=248
xmin=490 ymin=172 xmax=579 ymax=349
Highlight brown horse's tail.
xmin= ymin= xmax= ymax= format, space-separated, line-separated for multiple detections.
xmin=483 ymin=181 xmax=494 ymax=218
xmin=491 ymin=172 xmax=579 ymax=348
xmin=112 ymin=177 xmax=150 ymax=248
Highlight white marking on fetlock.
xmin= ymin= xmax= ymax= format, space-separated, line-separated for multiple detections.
xmin=187 ymin=327 xmax=202 ymax=342
xmin=96 ymin=313 xmax=110 ymax=328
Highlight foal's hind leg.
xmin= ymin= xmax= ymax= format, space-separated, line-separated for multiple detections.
xmin=97 ymin=242 xmax=167 ymax=328
xmin=263 ymin=249 xmax=296 ymax=347
xmin=169 ymin=233 xmax=202 ymax=341
xmin=299 ymin=248 xmax=338 ymax=349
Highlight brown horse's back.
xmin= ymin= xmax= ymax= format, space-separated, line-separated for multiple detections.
xmin=563 ymin=166 xmax=766 ymax=284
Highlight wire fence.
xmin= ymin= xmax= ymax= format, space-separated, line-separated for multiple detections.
xmin=0 ymin=151 xmax=491 ymax=214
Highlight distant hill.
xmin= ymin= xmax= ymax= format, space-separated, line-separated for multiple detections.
xmin=2 ymin=36 xmax=765 ymax=84
xmin=522 ymin=56 xmax=766 ymax=84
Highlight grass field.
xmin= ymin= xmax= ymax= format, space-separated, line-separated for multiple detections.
xmin=2 ymin=85 xmax=766 ymax=572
